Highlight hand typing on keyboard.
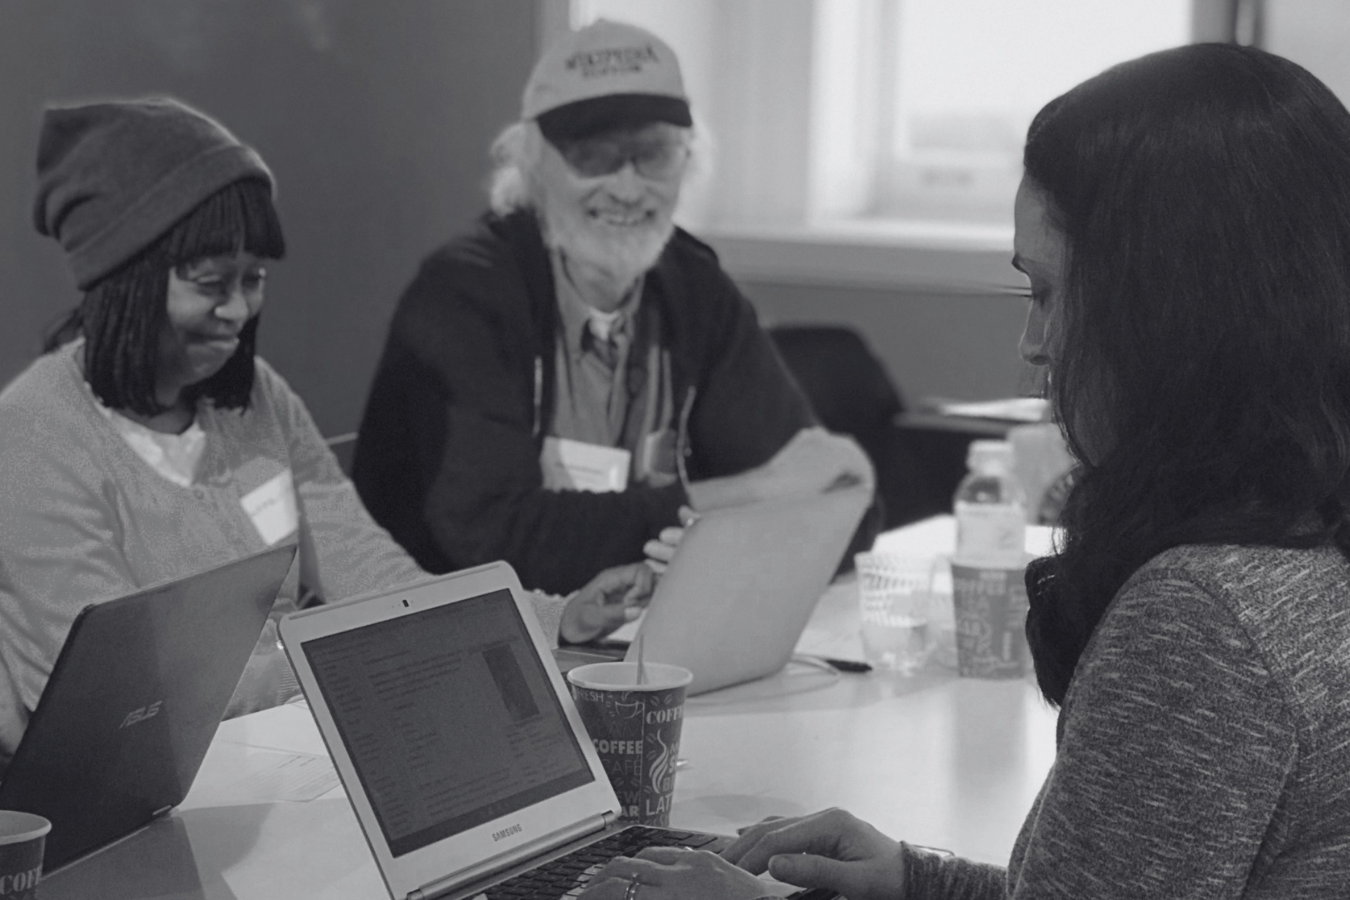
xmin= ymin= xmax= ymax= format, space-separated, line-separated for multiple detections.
xmin=482 ymin=826 xmax=723 ymax=900
xmin=564 ymin=808 xmax=915 ymax=899
xmin=723 ymin=808 xmax=908 ymax=900
xmin=575 ymin=844 xmax=784 ymax=900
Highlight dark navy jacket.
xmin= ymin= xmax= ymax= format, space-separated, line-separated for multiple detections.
xmin=353 ymin=210 xmax=815 ymax=593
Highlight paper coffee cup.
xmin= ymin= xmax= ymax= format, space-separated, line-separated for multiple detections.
xmin=567 ymin=662 xmax=692 ymax=826
xmin=0 ymin=811 xmax=51 ymax=899
xmin=949 ymin=563 xmax=1029 ymax=679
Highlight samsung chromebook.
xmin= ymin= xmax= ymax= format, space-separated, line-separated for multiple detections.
xmin=559 ymin=483 xmax=873 ymax=695
xmin=0 ymin=544 xmax=296 ymax=871
xmin=279 ymin=562 xmax=736 ymax=900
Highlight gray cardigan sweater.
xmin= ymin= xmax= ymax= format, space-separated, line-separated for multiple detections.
xmin=0 ymin=343 xmax=569 ymax=763
xmin=903 ymin=543 xmax=1350 ymax=897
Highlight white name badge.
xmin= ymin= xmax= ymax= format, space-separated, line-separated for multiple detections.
xmin=240 ymin=468 xmax=299 ymax=545
xmin=540 ymin=437 xmax=630 ymax=493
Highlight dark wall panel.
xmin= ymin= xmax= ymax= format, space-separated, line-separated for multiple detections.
xmin=0 ymin=0 xmax=536 ymax=435
xmin=741 ymin=279 xmax=1037 ymax=406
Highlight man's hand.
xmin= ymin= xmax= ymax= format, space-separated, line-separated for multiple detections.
xmin=560 ymin=563 xmax=655 ymax=644
xmin=643 ymin=506 xmax=697 ymax=574
xmin=577 ymin=847 xmax=773 ymax=900
xmin=722 ymin=808 xmax=907 ymax=900
xmin=688 ymin=427 xmax=875 ymax=512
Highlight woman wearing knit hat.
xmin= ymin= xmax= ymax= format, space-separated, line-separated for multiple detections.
xmin=0 ymin=97 xmax=657 ymax=769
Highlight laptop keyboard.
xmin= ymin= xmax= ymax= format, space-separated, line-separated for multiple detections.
xmin=482 ymin=825 xmax=721 ymax=898
xmin=479 ymin=824 xmax=840 ymax=899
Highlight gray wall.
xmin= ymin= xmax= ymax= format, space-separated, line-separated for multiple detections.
xmin=0 ymin=0 xmax=537 ymax=436
xmin=742 ymin=279 xmax=1035 ymax=406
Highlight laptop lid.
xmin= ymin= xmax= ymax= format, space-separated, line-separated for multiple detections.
xmin=0 ymin=544 xmax=296 ymax=870
xmin=279 ymin=562 xmax=621 ymax=900
xmin=627 ymin=483 xmax=872 ymax=694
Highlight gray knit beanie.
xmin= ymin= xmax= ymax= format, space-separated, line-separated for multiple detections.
xmin=33 ymin=96 xmax=274 ymax=290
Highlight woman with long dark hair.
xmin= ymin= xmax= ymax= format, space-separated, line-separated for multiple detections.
xmin=578 ymin=42 xmax=1350 ymax=900
xmin=0 ymin=98 xmax=654 ymax=770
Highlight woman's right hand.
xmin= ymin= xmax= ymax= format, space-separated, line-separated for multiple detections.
xmin=720 ymin=808 xmax=907 ymax=900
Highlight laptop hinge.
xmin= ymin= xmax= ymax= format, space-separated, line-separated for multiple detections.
xmin=409 ymin=812 xmax=616 ymax=900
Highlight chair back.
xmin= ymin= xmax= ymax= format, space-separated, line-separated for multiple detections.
xmin=768 ymin=324 xmax=938 ymax=531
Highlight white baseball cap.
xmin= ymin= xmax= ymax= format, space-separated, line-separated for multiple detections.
xmin=522 ymin=18 xmax=691 ymax=142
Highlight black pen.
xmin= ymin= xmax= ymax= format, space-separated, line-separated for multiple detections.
xmin=822 ymin=657 xmax=873 ymax=673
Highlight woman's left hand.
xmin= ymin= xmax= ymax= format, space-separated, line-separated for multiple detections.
xmin=560 ymin=563 xmax=656 ymax=644
xmin=577 ymin=847 xmax=774 ymax=900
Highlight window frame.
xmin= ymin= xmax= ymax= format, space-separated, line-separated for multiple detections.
xmin=539 ymin=0 xmax=1247 ymax=293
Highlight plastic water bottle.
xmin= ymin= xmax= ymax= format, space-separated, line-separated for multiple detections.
xmin=950 ymin=440 xmax=1029 ymax=678
xmin=954 ymin=440 xmax=1027 ymax=564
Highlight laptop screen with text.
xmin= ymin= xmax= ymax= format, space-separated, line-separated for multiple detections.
xmin=301 ymin=589 xmax=593 ymax=857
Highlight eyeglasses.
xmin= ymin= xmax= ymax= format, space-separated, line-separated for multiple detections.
xmin=177 ymin=263 xmax=267 ymax=302
xmin=552 ymin=134 xmax=690 ymax=180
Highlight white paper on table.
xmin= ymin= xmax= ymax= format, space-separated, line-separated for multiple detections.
xmin=933 ymin=397 xmax=1049 ymax=422
xmin=218 ymin=749 xmax=341 ymax=802
xmin=871 ymin=518 xmax=1057 ymax=558
xmin=793 ymin=628 xmax=865 ymax=661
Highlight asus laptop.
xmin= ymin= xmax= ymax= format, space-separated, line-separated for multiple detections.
xmin=0 ymin=544 xmax=296 ymax=870
xmin=280 ymin=562 xmax=746 ymax=900
xmin=560 ymin=483 xmax=873 ymax=694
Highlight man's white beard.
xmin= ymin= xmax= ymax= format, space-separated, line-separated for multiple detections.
xmin=540 ymin=204 xmax=674 ymax=288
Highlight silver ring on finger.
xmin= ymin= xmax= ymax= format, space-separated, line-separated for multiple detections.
xmin=624 ymin=875 xmax=641 ymax=900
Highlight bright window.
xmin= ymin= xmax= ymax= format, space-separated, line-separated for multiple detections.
xmin=863 ymin=0 xmax=1190 ymax=227
xmin=566 ymin=1 xmax=1207 ymax=235
xmin=557 ymin=0 xmax=1231 ymax=290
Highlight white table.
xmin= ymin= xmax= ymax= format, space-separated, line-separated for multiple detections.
xmin=43 ymin=517 xmax=1058 ymax=899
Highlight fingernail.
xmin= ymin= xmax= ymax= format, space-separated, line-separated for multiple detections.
xmin=623 ymin=607 xmax=641 ymax=621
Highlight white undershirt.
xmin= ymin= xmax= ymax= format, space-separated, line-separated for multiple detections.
xmin=90 ymin=393 xmax=206 ymax=487
xmin=586 ymin=306 xmax=623 ymax=342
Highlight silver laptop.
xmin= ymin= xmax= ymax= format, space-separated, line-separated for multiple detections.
xmin=559 ymin=484 xmax=871 ymax=695
xmin=279 ymin=563 xmax=732 ymax=900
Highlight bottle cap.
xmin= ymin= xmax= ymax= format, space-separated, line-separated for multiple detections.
xmin=966 ymin=439 xmax=1015 ymax=472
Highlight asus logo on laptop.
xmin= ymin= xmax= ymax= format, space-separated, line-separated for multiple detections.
xmin=492 ymin=824 xmax=523 ymax=842
xmin=120 ymin=700 xmax=163 ymax=729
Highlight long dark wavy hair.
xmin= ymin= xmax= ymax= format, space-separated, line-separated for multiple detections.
xmin=45 ymin=177 xmax=285 ymax=417
xmin=1022 ymin=43 xmax=1350 ymax=706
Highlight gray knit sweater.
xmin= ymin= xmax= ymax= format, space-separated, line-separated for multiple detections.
xmin=0 ymin=343 xmax=570 ymax=763
xmin=903 ymin=543 xmax=1350 ymax=898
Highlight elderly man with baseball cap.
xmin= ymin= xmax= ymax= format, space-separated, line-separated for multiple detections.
xmin=353 ymin=20 xmax=873 ymax=596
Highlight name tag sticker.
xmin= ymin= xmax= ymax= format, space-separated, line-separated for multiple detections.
xmin=540 ymin=437 xmax=630 ymax=493
xmin=241 ymin=468 xmax=299 ymax=545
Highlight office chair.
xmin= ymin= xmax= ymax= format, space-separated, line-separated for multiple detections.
xmin=767 ymin=323 xmax=941 ymax=532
